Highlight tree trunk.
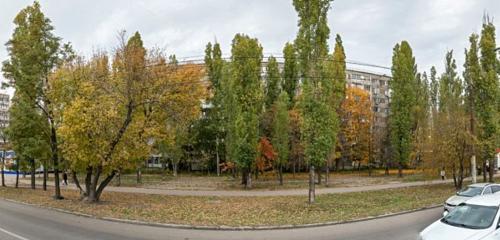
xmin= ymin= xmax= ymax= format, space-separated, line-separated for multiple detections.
xmin=43 ymin=162 xmax=48 ymax=191
xmin=1 ymin=152 xmax=5 ymax=187
xmin=15 ymin=160 xmax=19 ymax=188
xmin=246 ymin=171 xmax=252 ymax=189
xmin=241 ymin=170 xmax=247 ymax=185
xmin=136 ymin=167 xmax=142 ymax=184
xmin=398 ymin=162 xmax=403 ymax=178
xmin=325 ymin=162 xmax=330 ymax=187
xmin=279 ymin=164 xmax=283 ymax=186
xmin=489 ymin=159 xmax=494 ymax=183
xmin=216 ymin=137 xmax=220 ymax=176
xmin=72 ymin=171 xmax=85 ymax=198
xmin=115 ymin=170 xmax=121 ymax=187
xmin=30 ymin=158 xmax=35 ymax=189
xmin=483 ymin=160 xmax=487 ymax=182
xmin=84 ymin=167 xmax=116 ymax=202
xmin=469 ymin=102 xmax=477 ymax=184
xmin=317 ymin=168 xmax=321 ymax=185
xmin=368 ymin=163 xmax=372 ymax=177
xmin=308 ymin=166 xmax=315 ymax=204
xmin=173 ymin=162 xmax=178 ymax=177
xmin=452 ymin=163 xmax=458 ymax=190
xmin=471 ymin=155 xmax=477 ymax=184
xmin=385 ymin=164 xmax=389 ymax=176
xmin=50 ymin=124 xmax=63 ymax=199
xmin=457 ymin=139 xmax=466 ymax=190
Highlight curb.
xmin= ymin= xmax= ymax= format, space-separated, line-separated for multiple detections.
xmin=0 ymin=197 xmax=442 ymax=231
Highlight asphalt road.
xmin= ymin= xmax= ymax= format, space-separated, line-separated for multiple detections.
xmin=0 ymin=199 xmax=441 ymax=240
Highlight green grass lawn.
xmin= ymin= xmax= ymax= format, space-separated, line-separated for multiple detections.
xmin=0 ymin=183 xmax=453 ymax=227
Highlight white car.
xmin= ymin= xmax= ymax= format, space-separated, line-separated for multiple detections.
xmin=444 ymin=183 xmax=500 ymax=213
xmin=420 ymin=194 xmax=500 ymax=240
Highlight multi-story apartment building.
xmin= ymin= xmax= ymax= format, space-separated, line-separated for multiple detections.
xmin=346 ymin=69 xmax=391 ymax=129
xmin=346 ymin=69 xmax=391 ymax=166
xmin=0 ymin=93 xmax=9 ymax=129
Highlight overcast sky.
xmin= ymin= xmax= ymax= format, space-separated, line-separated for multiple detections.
xmin=1 ymin=0 xmax=499 ymax=95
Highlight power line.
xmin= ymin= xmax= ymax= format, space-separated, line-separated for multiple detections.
xmin=143 ymin=55 xmax=391 ymax=70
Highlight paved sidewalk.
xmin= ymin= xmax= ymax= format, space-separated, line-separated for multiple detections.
xmin=5 ymin=174 xmax=468 ymax=197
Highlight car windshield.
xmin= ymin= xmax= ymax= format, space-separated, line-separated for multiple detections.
xmin=457 ymin=187 xmax=483 ymax=197
xmin=441 ymin=204 xmax=498 ymax=229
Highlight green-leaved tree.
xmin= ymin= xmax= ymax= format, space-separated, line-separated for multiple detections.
xmin=389 ymin=41 xmax=417 ymax=177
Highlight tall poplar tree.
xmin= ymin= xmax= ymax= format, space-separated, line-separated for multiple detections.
xmin=272 ymin=92 xmax=290 ymax=185
xmin=265 ymin=56 xmax=281 ymax=109
xmin=331 ymin=34 xmax=347 ymax=108
xmin=294 ymin=0 xmax=337 ymax=190
xmin=204 ymin=42 xmax=225 ymax=175
xmin=389 ymin=41 xmax=417 ymax=177
xmin=463 ymin=33 xmax=481 ymax=183
xmin=478 ymin=18 xmax=499 ymax=182
xmin=2 ymin=1 xmax=64 ymax=198
xmin=229 ymin=34 xmax=263 ymax=188
xmin=282 ymin=42 xmax=299 ymax=107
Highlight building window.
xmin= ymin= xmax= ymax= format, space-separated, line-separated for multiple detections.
xmin=364 ymin=85 xmax=370 ymax=91
xmin=380 ymin=80 xmax=386 ymax=86
xmin=351 ymin=74 xmax=361 ymax=80
xmin=373 ymin=107 xmax=379 ymax=112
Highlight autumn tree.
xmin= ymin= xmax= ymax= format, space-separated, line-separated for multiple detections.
xmin=272 ymin=92 xmax=290 ymax=185
xmin=463 ymin=33 xmax=481 ymax=183
xmin=389 ymin=41 xmax=417 ymax=177
xmin=256 ymin=137 xmax=276 ymax=175
xmin=56 ymin=32 xmax=205 ymax=202
xmin=411 ymin=72 xmax=430 ymax=167
xmin=478 ymin=18 xmax=499 ymax=182
xmin=294 ymin=0 xmax=338 ymax=194
xmin=156 ymin=62 xmax=206 ymax=177
xmin=434 ymin=51 xmax=470 ymax=190
xmin=339 ymin=87 xmax=373 ymax=170
xmin=2 ymin=1 xmax=65 ymax=198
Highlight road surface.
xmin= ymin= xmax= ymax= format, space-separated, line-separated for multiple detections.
xmin=0 ymin=199 xmax=441 ymax=240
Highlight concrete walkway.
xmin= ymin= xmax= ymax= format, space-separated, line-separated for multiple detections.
xmin=5 ymin=174 xmax=466 ymax=197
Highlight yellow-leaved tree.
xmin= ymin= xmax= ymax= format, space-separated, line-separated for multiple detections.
xmin=339 ymin=87 xmax=373 ymax=170
xmin=53 ymin=32 xmax=205 ymax=202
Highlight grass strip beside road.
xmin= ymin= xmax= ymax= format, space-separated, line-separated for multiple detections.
xmin=0 ymin=184 xmax=452 ymax=227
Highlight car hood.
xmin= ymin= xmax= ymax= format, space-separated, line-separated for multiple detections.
xmin=421 ymin=221 xmax=491 ymax=240
xmin=446 ymin=195 xmax=471 ymax=206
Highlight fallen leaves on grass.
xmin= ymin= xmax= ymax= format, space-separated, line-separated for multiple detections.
xmin=0 ymin=184 xmax=453 ymax=227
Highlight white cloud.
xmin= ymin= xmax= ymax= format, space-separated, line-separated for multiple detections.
xmin=0 ymin=0 xmax=499 ymax=85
